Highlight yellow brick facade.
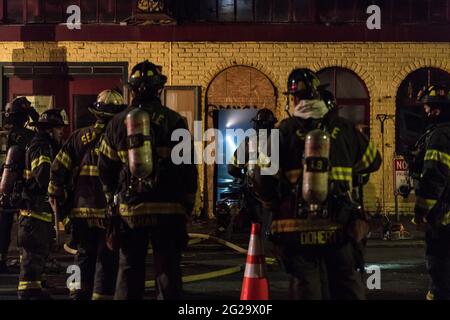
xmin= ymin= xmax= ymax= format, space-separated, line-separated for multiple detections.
xmin=1 ymin=41 xmax=449 ymax=216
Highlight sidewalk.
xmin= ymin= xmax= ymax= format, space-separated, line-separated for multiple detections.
xmin=189 ymin=214 xmax=427 ymax=249
xmin=367 ymin=214 xmax=425 ymax=248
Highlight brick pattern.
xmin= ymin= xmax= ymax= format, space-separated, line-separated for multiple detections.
xmin=1 ymin=41 xmax=449 ymax=216
xmin=207 ymin=65 xmax=277 ymax=108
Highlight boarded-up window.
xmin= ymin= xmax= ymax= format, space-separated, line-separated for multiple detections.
xmin=207 ymin=66 xmax=277 ymax=111
xmin=162 ymin=86 xmax=201 ymax=133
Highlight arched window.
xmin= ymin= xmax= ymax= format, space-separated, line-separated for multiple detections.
xmin=396 ymin=67 xmax=450 ymax=155
xmin=317 ymin=67 xmax=370 ymax=135
xmin=207 ymin=65 xmax=277 ymax=113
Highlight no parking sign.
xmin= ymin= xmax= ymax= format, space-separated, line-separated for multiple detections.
xmin=393 ymin=157 xmax=414 ymax=194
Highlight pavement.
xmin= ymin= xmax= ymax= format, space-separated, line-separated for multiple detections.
xmin=0 ymin=214 xmax=431 ymax=300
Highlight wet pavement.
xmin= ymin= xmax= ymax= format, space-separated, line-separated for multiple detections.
xmin=0 ymin=216 xmax=430 ymax=300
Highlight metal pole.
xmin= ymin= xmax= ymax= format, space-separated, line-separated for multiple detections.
xmin=376 ymin=114 xmax=395 ymax=218
xmin=381 ymin=119 xmax=385 ymax=215
xmin=394 ymin=192 xmax=399 ymax=222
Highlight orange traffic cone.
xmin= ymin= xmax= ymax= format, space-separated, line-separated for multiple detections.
xmin=240 ymin=223 xmax=269 ymax=300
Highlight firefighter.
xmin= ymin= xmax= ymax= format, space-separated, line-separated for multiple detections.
xmin=321 ymin=89 xmax=370 ymax=274
xmin=48 ymin=90 xmax=126 ymax=300
xmin=228 ymin=108 xmax=278 ymax=179
xmin=319 ymin=89 xmax=371 ymax=209
xmin=98 ymin=60 xmax=198 ymax=300
xmin=17 ymin=109 xmax=66 ymax=300
xmin=252 ymin=69 xmax=381 ymax=299
xmin=228 ymin=108 xmax=277 ymax=237
xmin=0 ymin=97 xmax=38 ymax=273
xmin=413 ymin=85 xmax=450 ymax=300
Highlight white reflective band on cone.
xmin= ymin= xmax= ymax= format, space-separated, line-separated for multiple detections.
xmin=244 ymin=263 xmax=266 ymax=279
xmin=247 ymin=234 xmax=263 ymax=256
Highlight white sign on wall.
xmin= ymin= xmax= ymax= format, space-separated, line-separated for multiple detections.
xmin=393 ymin=157 xmax=414 ymax=195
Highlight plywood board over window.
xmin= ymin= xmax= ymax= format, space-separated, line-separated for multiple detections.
xmin=207 ymin=65 xmax=277 ymax=112
xmin=162 ymin=86 xmax=201 ymax=133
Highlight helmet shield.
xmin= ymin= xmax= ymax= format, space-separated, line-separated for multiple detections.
xmin=284 ymin=68 xmax=321 ymax=102
xmin=89 ymin=89 xmax=127 ymax=120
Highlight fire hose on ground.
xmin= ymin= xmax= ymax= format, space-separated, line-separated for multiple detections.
xmin=144 ymin=233 xmax=276 ymax=288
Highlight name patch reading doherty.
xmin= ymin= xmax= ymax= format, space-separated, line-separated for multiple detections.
xmin=299 ymin=230 xmax=337 ymax=245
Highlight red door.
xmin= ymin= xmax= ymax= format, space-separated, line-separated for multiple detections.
xmin=68 ymin=76 xmax=123 ymax=131
xmin=7 ymin=76 xmax=69 ymax=110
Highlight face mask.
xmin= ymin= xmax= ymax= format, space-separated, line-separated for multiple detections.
xmin=293 ymin=99 xmax=329 ymax=119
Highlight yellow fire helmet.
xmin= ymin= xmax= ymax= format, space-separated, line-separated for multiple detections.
xmin=89 ymin=89 xmax=127 ymax=119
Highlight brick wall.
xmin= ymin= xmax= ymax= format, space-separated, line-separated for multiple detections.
xmin=1 ymin=41 xmax=449 ymax=216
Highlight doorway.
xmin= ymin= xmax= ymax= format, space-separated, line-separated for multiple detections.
xmin=205 ymin=65 xmax=277 ymax=217
xmin=215 ymin=108 xmax=258 ymax=201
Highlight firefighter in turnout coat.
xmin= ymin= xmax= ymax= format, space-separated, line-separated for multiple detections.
xmin=252 ymin=69 xmax=381 ymax=300
xmin=48 ymin=90 xmax=127 ymax=299
xmin=17 ymin=109 xmax=66 ymax=300
xmin=98 ymin=60 xmax=198 ymax=300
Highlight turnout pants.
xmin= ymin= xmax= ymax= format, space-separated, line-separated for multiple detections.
xmin=17 ymin=216 xmax=52 ymax=296
xmin=426 ymin=226 xmax=450 ymax=300
xmin=70 ymin=220 xmax=119 ymax=300
xmin=0 ymin=208 xmax=16 ymax=261
xmin=114 ymin=214 xmax=188 ymax=300
xmin=280 ymin=242 xmax=366 ymax=300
